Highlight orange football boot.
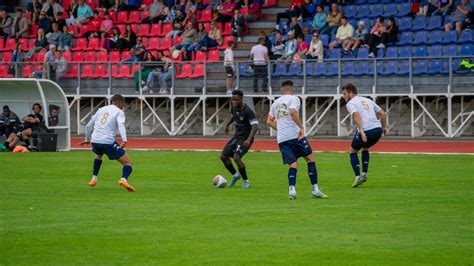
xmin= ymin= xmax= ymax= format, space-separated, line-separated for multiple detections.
xmin=88 ymin=179 xmax=97 ymax=187
xmin=119 ymin=179 xmax=136 ymax=192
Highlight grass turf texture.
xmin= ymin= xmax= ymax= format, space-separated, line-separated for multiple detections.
xmin=0 ymin=150 xmax=473 ymax=265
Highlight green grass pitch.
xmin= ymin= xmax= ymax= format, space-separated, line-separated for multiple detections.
xmin=1 ymin=150 xmax=473 ymax=265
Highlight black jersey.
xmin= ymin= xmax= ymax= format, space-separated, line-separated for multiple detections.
xmin=231 ymin=104 xmax=258 ymax=138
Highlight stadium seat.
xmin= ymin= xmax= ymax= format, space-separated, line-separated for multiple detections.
xmin=0 ymin=65 xmax=13 ymax=78
xmin=354 ymin=0 xmax=366 ymax=4
xmin=36 ymin=50 xmax=46 ymax=62
xmin=220 ymin=36 xmax=235 ymax=49
xmin=329 ymin=48 xmax=341 ymax=59
xmin=426 ymin=16 xmax=442 ymax=31
xmin=148 ymin=23 xmax=162 ymax=37
xmin=412 ymin=16 xmax=427 ymax=31
xmin=412 ymin=31 xmax=427 ymax=45
xmin=356 ymin=47 xmax=369 ymax=58
xmin=65 ymin=64 xmax=78 ymax=78
xmin=397 ymin=3 xmax=411 ymax=17
xmin=159 ymin=37 xmax=172 ymax=50
xmin=397 ymin=61 xmax=410 ymax=75
xmin=382 ymin=61 xmax=398 ymax=75
xmin=342 ymin=61 xmax=356 ymax=76
xmin=376 ymin=61 xmax=384 ymax=75
xmin=286 ymin=63 xmax=302 ymax=77
xmin=195 ymin=51 xmax=207 ymax=62
xmin=272 ymin=63 xmax=287 ymax=77
xmin=81 ymin=64 xmax=94 ymax=78
xmin=344 ymin=5 xmax=356 ymax=18
xmin=239 ymin=63 xmax=254 ymax=77
xmin=190 ymin=64 xmax=205 ymax=78
xmin=85 ymin=0 xmax=95 ymax=9
xmin=97 ymin=51 xmax=108 ymax=62
xmin=385 ymin=47 xmax=398 ymax=58
xmin=429 ymin=59 xmax=448 ymax=75
xmin=396 ymin=32 xmax=412 ymax=46
xmin=71 ymin=38 xmax=88 ymax=51
xmin=148 ymin=37 xmax=161 ymax=50
xmin=78 ymin=24 xmax=89 ymax=36
xmin=325 ymin=62 xmax=339 ymax=77
xmin=208 ymin=50 xmax=220 ymax=62
xmin=199 ymin=10 xmax=212 ymax=22
xmin=263 ymin=0 xmax=276 ymax=7
xmin=0 ymin=38 xmax=16 ymax=52
xmin=221 ymin=23 xmax=232 ymax=36
xmin=128 ymin=11 xmax=141 ymax=23
xmin=117 ymin=64 xmax=133 ymax=78
xmin=305 ymin=63 xmax=315 ymax=76
xmin=62 ymin=51 xmax=72 ymax=62
xmin=108 ymin=10 xmax=117 ymax=22
xmin=399 ymin=17 xmax=412 ymax=32
xmin=459 ymin=30 xmax=473 ymax=44
xmin=176 ymin=64 xmax=193 ymax=78
xmin=121 ymin=51 xmax=131 ymax=61
xmin=72 ymin=52 xmax=84 ymax=62
xmin=399 ymin=46 xmax=412 ymax=58
xmin=137 ymin=24 xmax=150 ymax=37
xmin=384 ymin=4 xmax=398 ymax=18
xmin=84 ymin=38 xmax=100 ymax=51
xmin=85 ymin=51 xmax=97 ymax=62
xmin=376 ymin=48 xmax=384 ymax=58
xmin=413 ymin=60 xmax=428 ymax=75
xmin=320 ymin=34 xmax=329 ymax=47
xmin=414 ymin=46 xmax=427 ymax=57
xmin=117 ymin=11 xmax=128 ymax=24
xmin=441 ymin=30 xmax=457 ymax=44
xmin=160 ymin=23 xmax=173 ymax=37
xmin=117 ymin=24 xmax=126 ymax=35
xmin=427 ymin=31 xmax=443 ymax=45
xmin=314 ymin=62 xmax=326 ymax=76
xmin=109 ymin=51 xmax=121 ymax=62
xmin=28 ymin=24 xmax=39 ymax=38
xmin=367 ymin=0 xmax=378 ymax=4
xmin=443 ymin=45 xmax=457 ymax=57
xmin=18 ymin=38 xmax=29 ymax=51
xmin=356 ymin=5 xmax=370 ymax=19
xmin=173 ymin=36 xmax=182 ymax=45
xmin=239 ymin=8 xmax=249 ymax=16
xmin=369 ymin=4 xmax=384 ymax=19
xmin=460 ymin=44 xmax=473 ymax=56
xmin=428 ymin=45 xmax=443 ymax=57
xmin=22 ymin=65 xmax=33 ymax=78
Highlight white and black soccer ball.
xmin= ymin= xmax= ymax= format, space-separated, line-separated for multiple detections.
xmin=213 ymin=175 xmax=227 ymax=188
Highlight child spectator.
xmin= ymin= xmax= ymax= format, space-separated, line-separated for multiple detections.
xmin=224 ymin=40 xmax=235 ymax=95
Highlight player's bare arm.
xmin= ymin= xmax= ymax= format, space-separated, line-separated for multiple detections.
xmin=266 ymin=115 xmax=277 ymax=130
xmin=224 ymin=117 xmax=235 ymax=134
xmin=353 ymin=112 xmax=368 ymax=142
xmin=378 ymin=109 xmax=387 ymax=136
xmin=289 ymin=108 xmax=304 ymax=140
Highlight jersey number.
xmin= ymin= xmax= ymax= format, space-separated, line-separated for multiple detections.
xmin=100 ymin=112 xmax=109 ymax=125
xmin=361 ymin=101 xmax=370 ymax=112
xmin=276 ymin=104 xmax=289 ymax=119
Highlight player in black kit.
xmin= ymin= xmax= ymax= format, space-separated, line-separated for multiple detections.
xmin=220 ymin=90 xmax=258 ymax=188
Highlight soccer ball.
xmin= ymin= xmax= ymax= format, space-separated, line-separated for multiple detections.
xmin=213 ymin=175 xmax=227 ymax=188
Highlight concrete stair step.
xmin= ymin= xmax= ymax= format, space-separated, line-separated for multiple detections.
xmin=248 ymin=21 xmax=276 ymax=29
xmin=262 ymin=7 xmax=288 ymax=14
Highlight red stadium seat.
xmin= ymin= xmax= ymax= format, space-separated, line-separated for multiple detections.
xmin=141 ymin=10 xmax=150 ymax=19
xmin=148 ymin=23 xmax=161 ymax=36
xmin=2 ymin=52 xmax=12 ymax=62
xmin=108 ymin=10 xmax=117 ymax=22
xmin=81 ymin=64 xmax=94 ymax=78
xmin=171 ymin=51 xmax=182 ymax=62
xmin=239 ymin=8 xmax=249 ymax=16
xmin=160 ymin=23 xmax=172 ymax=37
xmin=131 ymin=64 xmax=140 ymax=75
xmin=222 ymin=22 xmax=231 ymax=36
xmin=78 ymin=24 xmax=89 ymax=36
xmin=97 ymin=50 xmax=108 ymax=62
xmin=142 ymin=0 xmax=153 ymax=6
xmin=0 ymin=39 xmax=4 ymax=51
xmin=117 ymin=11 xmax=128 ymax=24
xmin=0 ymin=38 xmax=16 ymax=51
xmin=28 ymin=24 xmax=39 ymax=38
xmin=111 ymin=64 xmax=120 ymax=78
xmin=68 ymin=24 xmax=78 ymax=36
xmin=34 ymin=64 xmax=43 ymax=72
xmin=194 ymin=51 xmax=206 ymax=62
xmin=18 ymin=38 xmax=29 ymax=51
xmin=208 ymin=50 xmax=220 ymax=62
xmin=72 ymin=52 xmax=84 ymax=62
xmin=176 ymin=64 xmax=192 ymax=78
xmin=137 ymin=24 xmax=150 ymax=37
xmin=220 ymin=36 xmax=235 ymax=50
xmin=173 ymin=36 xmax=182 ymax=45
xmin=117 ymin=24 xmax=126 ymax=35
xmin=85 ymin=0 xmax=95 ymax=9
xmin=109 ymin=51 xmax=121 ymax=62
xmin=91 ymin=64 xmax=109 ymax=78
xmin=204 ymin=23 xmax=211 ymax=33
xmin=263 ymin=0 xmax=276 ymax=7
xmin=36 ymin=50 xmax=46 ymax=62
xmin=191 ymin=64 xmax=205 ymax=78
xmin=117 ymin=64 xmax=132 ymax=78
xmin=0 ymin=65 xmax=13 ymax=78
xmin=131 ymin=24 xmax=138 ymax=33
xmin=71 ymin=38 xmax=88 ymax=51
xmin=128 ymin=11 xmax=141 ymax=23
xmin=61 ymin=0 xmax=70 ymax=10
xmin=84 ymin=38 xmax=100 ymax=51
xmin=148 ymin=37 xmax=160 ymax=50
xmin=159 ymin=37 xmax=172 ymax=50
xmin=85 ymin=51 xmax=96 ymax=62
xmin=199 ymin=9 xmax=212 ymax=22
xmin=62 ymin=51 xmax=72 ymax=62
xmin=27 ymin=38 xmax=36 ymax=51
xmin=122 ymin=51 xmax=132 ymax=61
xmin=22 ymin=65 xmax=33 ymax=78
xmin=65 ymin=64 xmax=79 ymax=78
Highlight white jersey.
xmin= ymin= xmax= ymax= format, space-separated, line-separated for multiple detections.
xmin=269 ymin=95 xmax=301 ymax=143
xmin=346 ymin=95 xmax=382 ymax=131
xmin=85 ymin=105 xmax=127 ymax=144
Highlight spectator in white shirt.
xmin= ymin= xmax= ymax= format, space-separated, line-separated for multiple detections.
xmin=250 ymin=37 xmax=269 ymax=93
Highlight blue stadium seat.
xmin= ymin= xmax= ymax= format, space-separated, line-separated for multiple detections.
xmin=342 ymin=61 xmax=356 ymax=76
xmin=397 ymin=3 xmax=411 ymax=17
xmin=286 ymin=63 xmax=302 ymax=77
xmin=427 ymin=31 xmax=443 ymax=45
xmin=441 ymin=30 xmax=457 ymax=44
xmin=305 ymin=63 xmax=315 ymax=76
xmin=376 ymin=48 xmax=384 ymax=58
xmin=397 ymin=61 xmax=410 ymax=75
xmin=326 ymin=62 xmax=339 ymax=77
xmin=369 ymin=4 xmax=384 ymax=19
xmin=413 ymin=60 xmax=428 ymax=75
xmin=429 ymin=59 xmax=449 ymax=75
xmin=381 ymin=0 xmax=391 ymax=4
xmin=320 ymin=34 xmax=329 ymax=47
xmin=399 ymin=17 xmax=412 ymax=32
xmin=384 ymin=4 xmax=398 ymax=18
xmin=382 ymin=61 xmax=399 ymax=75
xmin=357 ymin=47 xmax=369 ymax=58
xmin=429 ymin=45 xmax=443 ymax=57
xmin=345 ymin=5 xmax=357 ymax=19
xmin=367 ymin=0 xmax=378 ymax=4
xmin=426 ymin=16 xmax=442 ymax=31
xmin=330 ymin=48 xmax=341 ymax=59
xmin=357 ymin=5 xmax=370 ymax=19
xmin=443 ymin=45 xmax=458 ymax=57
xmin=412 ymin=16 xmax=427 ymax=31
xmin=304 ymin=34 xmax=312 ymax=44
xmin=395 ymin=0 xmax=406 ymax=3
xmin=314 ymin=62 xmax=326 ymax=76
xmin=354 ymin=61 xmax=373 ymax=76
xmin=460 ymin=44 xmax=473 ymax=56
xmin=413 ymin=31 xmax=428 ymax=45
xmin=239 ymin=63 xmax=254 ymax=77
xmin=459 ymin=30 xmax=473 ymax=44
xmin=342 ymin=50 xmax=356 ymax=59
xmin=399 ymin=46 xmax=412 ymax=58
xmin=272 ymin=63 xmax=287 ymax=77
xmin=354 ymin=0 xmax=367 ymax=5
xmin=414 ymin=46 xmax=428 ymax=57
xmin=397 ymin=32 xmax=413 ymax=46
xmin=385 ymin=47 xmax=398 ymax=58
xmin=376 ymin=61 xmax=384 ymax=75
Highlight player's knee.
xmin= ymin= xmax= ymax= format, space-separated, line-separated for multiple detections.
xmin=233 ymin=154 xmax=242 ymax=162
xmin=289 ymin=162 xmax=298 ymax=169
xmin=220 ymin=154 xmax=229 ymax=162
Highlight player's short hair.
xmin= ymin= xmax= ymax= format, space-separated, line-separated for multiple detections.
xmin=232 ymin=90 xmax=244 ymax=98
xmin=32 ymin=103 xmax=42 ymax=111
xmin=281 ymin=80 xmax=293 ymax=88
xmin=227 ymin=40 xmax=234 ymax=47
xmin=342 ymin=83 xmax=358 ymax=94
xmin=111 ymin=94 xmax=124 ymax=103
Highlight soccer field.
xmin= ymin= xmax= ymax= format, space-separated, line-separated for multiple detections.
xmin=1 ymin=150 xmax=473 ymax=265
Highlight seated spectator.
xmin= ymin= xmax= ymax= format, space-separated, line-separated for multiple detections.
xmin=58 ymin=25 xmax=72 ymax=51
xmin=99 ymin=13 xmax=113 ymax=41
xmin=277 ymin=30 xmax=297 ymax=63
xmin=142 ymin=0 xmax=165 ymax=24
xmin=275 ymin=0 xmax=303 ymax=32
xmin=271 ymin=30 xmax=286 ymax=60
xmin=26 ymin=0 xmax=43 ymax=24
xmin=166 ymin=9 xmax=185 ymax=39
xmin=346 ymin=20 xmax=367 ymax=53
xmin=364 ymin=15 xmax=385 ymax=58
xmin=245 ymin=0 xmax=263 ymax=22
xmin=53 ymin=50 xmax=67 ymax=81
xmin=186 ymin=0 xmax=197 ymax=14
xmin=0 ymin=105 xmax=21 ymax=138
xmin=75 ymin=0 xmax=93 ymax=26
xmin=445 ymin=0 xmax=472 ymax=37
xmin=11 ymin=9 xmax=29 ymax=40
xmin=329 ymin=16 xmax=353 ymax=53
xmin=65 ymin=0 xmax=79 ymax=26
xmin=319 ymin=3 xmax=341 ymax=35
xmin=306 ymin=32 xmax=324 ymax=61
xmin=288 ymin=15 xmax=302 ymax=38
xmin=300 ymin=0 xmax=315 ymax=21
xmin=100 ymin=0 xmax=115 ymax=9
xmin=38 ymin=11 xmax=53 ymax=34
xmin=172 ymin=21 xmax=196 ymax=60
xmin=104 ymin=27 xmax=121 ymax=50
xmin=84 ymin=11 xmax=103 ymax=38
xmin=215 ymin=0 xmax=236 ymax=29
xmin=183 ymin=9 xmax=196 ymax=26
xmin=432 ymin=0 xmax=453 ymax=17
xmin=134 ymin=51 xmax=156 ymax=92
xmin=294 ymin=34 xmax=308 ymax=62
xmin=11 ymin=43 xmax=24 ymax=75
xmin=376 ymin=17 xmax=398 ymax=49
xmin=33 ymin=44 xmax=57 ymax=79
xmin=41 ymin=0 xmax=64 ymax=21
xmin=197 ymin=21 xmax=222 ymax=50
xmin=46 ymin=22 xmax=62 ymax=46
xmin=119 ymin=0 xmax=141 ymax=11
xmin=0 ymin=8 xmax=13 ymax=39
xmin=48 ymin=105 xmax=61 ymax=127
xmin=231 ymin=9 xmax=246 ymax=42
xmin=143 ymin=52 xmax=173 ymax=94
xmin=25 ymin=28 xmax=48 ymax=59
xmin=117 ymin=24 xmax=137 ymax=51
xmin=196 ymin=0 xmax=208 ymax=18
xmin=56 ymin=12 xmax=67 ymax=30
xmin=312 ymin=5 xmax=327 ymax=33
xmin=122 ymin=37 xmax=146 ymax=63
xmin=187 ymin=22 xmax=207 ymax=52
xmin=5 ymin=103 xmax=47 ymax=151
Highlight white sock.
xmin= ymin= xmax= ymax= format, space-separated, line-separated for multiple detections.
xmin=233 ymin=173 xmax=240 ymax=178
xmin=120 ymin=178 xmax=127 ymax=182
xmin=312 ymin=184 xmax=319 ymax=191
xmin=362 ymin=172 xmax=367 ymax=177
xmin=92 ymin=175 xmax=97 ymax=180
xmin=289 ymin=185 xmax=296 ymax=191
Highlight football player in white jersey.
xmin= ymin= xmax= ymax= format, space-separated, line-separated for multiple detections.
xmin=80 ymin=94 xmax=136 ymax=192
xmin=342 ymin=84 xmax=387 ymax=188
xmin=267 ymin=80 xmax=327 ymax=200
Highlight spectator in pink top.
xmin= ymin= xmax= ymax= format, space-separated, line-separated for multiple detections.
xmin=214 ymin=0 xmax=236 ymax=29
xmin=364 ymin=15 xmax=385 ymax=57
xmin=294 ymin=34 xmax=309 ymax=61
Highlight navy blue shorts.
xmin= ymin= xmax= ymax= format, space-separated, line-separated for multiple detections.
xmin=92 ymin=142 xmax=126 ymax=160
xmin=278 ymin=137 xmax=313 ymax=165
xmin=351 ymin=127 xmax=383 ymax=150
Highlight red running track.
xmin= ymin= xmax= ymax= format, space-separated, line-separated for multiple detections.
xmin=71 ymin=138 xmax=474 ymax=154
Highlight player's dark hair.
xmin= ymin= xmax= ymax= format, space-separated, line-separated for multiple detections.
xmin=232 ymin=90 xmax=244 ymax=98
xmin=281 ymin=80 xmax=293 ymax=87
xmin=3 ymin=105 xmax=9 ymax=111
xmin=342 ymin=83 xmax=358 ymax=94
xmin=111 ymin=94 xmax=124 ymax=103
xmin=32 ymin=103 xmax=42 ymax=111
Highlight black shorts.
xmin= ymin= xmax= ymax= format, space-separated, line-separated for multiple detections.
xmin=351 ymin=127 xmax=383 ymax=150
xmin=225 ymin=67 xmax=234 ymax=78
xmin=221 ymin=136 xmax=252 ymax=158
